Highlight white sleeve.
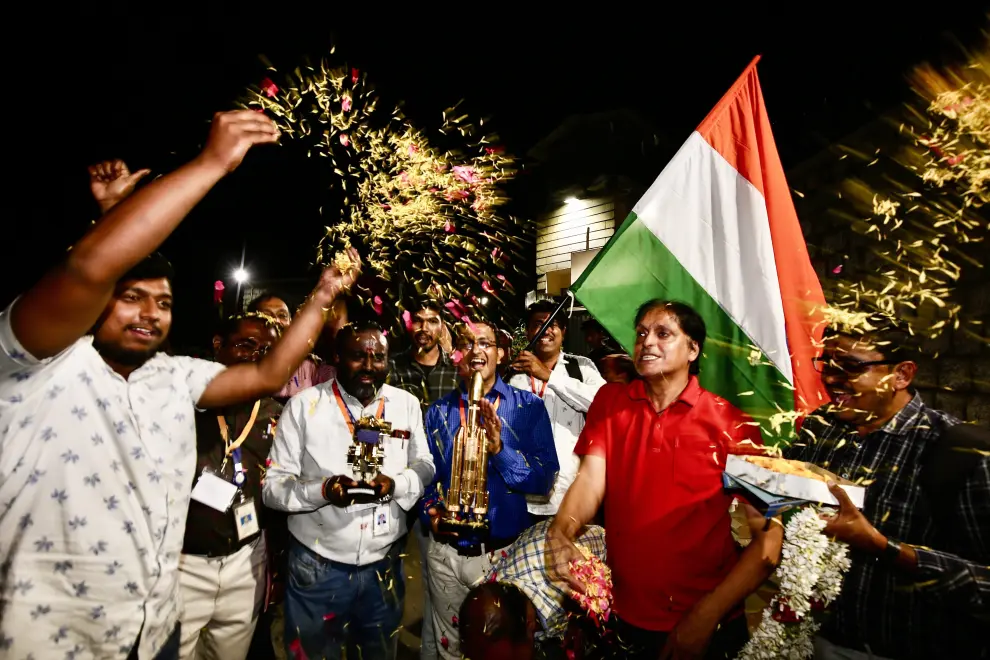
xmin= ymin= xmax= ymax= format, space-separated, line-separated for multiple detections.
xmin=171 ymin=356 xmax=226 ymax=409
xmin=391 ymin=394 xmax=435 ymax=511
xmin=0 ymin=301 xmax=78 ymax=399
xmin=545 ymin=356 xmax=607 ymax=413
xmin=262 ymin=393 xmax=329 ymax=512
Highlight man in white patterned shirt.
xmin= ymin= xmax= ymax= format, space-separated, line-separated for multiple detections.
xmin=0 ymin=111 xmax=361 ymax=660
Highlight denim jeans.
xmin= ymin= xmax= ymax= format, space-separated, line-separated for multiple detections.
xmin=284 ymin=537 xmax=405 ymax=660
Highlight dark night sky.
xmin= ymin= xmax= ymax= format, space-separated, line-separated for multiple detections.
xmin=6 ymin=5 xmax=987 ymax=348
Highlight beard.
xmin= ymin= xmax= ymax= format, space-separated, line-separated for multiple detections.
xmin=342 ymin=370 xmax=388 ymax=403
xmin=93 ymin=338 xmax=160 ymax=368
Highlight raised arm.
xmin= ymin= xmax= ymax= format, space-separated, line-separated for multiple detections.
xmin=262 ymin=396 xmax=329 ymax=513
xmin=11 ymin=111 xmax=279 ymax=360
xmin=197 ymin=250 xmax=361 ymax=409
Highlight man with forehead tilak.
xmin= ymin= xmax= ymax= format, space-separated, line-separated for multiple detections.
xmin=420 ymin=318 xmax=558 ymax=660
xmin=264 ymin=320 xmax=434 ymax=660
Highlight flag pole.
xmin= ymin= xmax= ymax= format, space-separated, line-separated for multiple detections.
xmin=504 ymin=293 xmax=573 ymax=378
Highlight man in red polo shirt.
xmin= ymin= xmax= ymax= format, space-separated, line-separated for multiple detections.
xmin=547 ymin=299 xmax=783 ymax=659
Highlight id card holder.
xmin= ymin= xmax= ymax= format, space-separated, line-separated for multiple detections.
xmin=233 ymin=498 xmax=261 ymax=541
xmin=190 ymin=471 xmax=239 ymax=512
xmin=373 ymin=504 xmax=392 ymax=538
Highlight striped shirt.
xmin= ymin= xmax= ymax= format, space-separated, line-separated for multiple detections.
xmin=786 ymin=393 xmax=989 ymax=658
xmin=487 ymin=520 xmax=606 ymax=640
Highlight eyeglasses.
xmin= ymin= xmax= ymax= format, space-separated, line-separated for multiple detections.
xmin=812 ymin=356 xmax=900 ymax=375
xmin=456 ymin=339 xmax=497 ymax=352
xmin=233 ymin=341 xmax=270 ymax=356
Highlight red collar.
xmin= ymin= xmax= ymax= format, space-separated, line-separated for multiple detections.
xmin=628 ymin=375 xmax=703 ymax=408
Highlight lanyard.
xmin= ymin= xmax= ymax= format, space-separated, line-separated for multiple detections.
xmin=458 ymin=395 xmax=501 ymax=428
xmin=217 ymin=400 xmax=260 ymax=487
xmin=333 ymin=380 xmax=385 ymax=434
xmin=529 ymin=376 xmax=547 ymax=398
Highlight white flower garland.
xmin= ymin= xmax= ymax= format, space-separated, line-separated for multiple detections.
xmin=737 ymin=506 xmax=851 ymax=660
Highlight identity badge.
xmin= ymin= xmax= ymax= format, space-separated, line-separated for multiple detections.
xmin=233 ymin=498 xmax=261 ymax=541
xmin=373 ymin=505 xmax=391 ymax=537
xmin=190 ymin=472 xmax=239 ymax=512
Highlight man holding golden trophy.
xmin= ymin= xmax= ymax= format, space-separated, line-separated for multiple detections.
xmin=420 ymin=318 xmax=558 ymax=659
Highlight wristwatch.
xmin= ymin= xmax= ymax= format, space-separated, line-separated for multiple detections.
xmin=882 ymin=537 xmax=902 ymax=563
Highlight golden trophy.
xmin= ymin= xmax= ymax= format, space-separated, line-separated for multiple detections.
xmin=439 ymin=370 xmax=491 ymax=534
xmin=346 ymin=416 xmax=392 ymax=498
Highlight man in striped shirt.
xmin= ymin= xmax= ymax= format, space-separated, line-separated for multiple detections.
xmin=787 ymin=317 xmax=989 ymax=659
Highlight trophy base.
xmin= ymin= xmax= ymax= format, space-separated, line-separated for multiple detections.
xmin=343 ymin=485 xmax=378 ymax=505
xmin=348 ymin=487 xmax=376 ymax=497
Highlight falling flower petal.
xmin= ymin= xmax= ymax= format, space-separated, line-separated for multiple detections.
xmin=260 ymin=77 xmax=279 ymax=98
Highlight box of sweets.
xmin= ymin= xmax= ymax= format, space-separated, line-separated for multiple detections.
xmin=723 ymin=454 xmax=866 ymax=517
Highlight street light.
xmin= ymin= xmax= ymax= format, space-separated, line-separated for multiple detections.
xmin=564 ymin=196 xmax=579 ymax=206
xmin=233 ymin=268 xmax=250 ymax=312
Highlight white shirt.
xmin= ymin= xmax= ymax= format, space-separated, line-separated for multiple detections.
xmin=0 ymin=305 xmax=225 ymax=659
xmin=508 ymin=353 xmax=605 ymax=516
xmin=262 ymin=379 xmax=434 ymax=565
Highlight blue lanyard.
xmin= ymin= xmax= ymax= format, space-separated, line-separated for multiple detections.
xmin=231 ymin=447 xmax=246 ymax=487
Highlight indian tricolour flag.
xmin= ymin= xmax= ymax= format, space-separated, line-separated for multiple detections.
xmin=572 ymin=56 xmax=827 ymax=442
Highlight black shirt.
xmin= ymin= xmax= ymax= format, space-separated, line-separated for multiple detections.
xmin=182 ymin=397 xmax=283 ymax=557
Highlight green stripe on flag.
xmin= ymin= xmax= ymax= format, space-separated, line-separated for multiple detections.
xmin=573 ymin=212 xmax=795 ymax=444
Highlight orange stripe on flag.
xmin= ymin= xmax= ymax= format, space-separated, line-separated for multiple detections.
xmin=696 ymin=56 xmax=828 ymax=414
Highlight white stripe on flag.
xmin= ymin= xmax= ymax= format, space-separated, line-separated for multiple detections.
xmin=632 ymin=131 xmax=793 ymax=383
